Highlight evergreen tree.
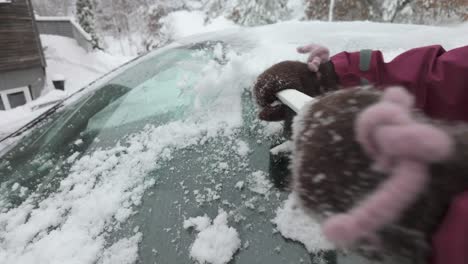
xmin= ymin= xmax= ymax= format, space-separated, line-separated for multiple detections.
xmin=76 ymin=0 xmax=101 ymax=50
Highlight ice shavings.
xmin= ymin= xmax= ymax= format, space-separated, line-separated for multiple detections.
xmin=66 ymin=151 xmax=81 ymax=163
xmin=185 ymin=210 xmax=241 ymax=264
xmin=273 ymin=193 xmax=333 ymax=252
xmin=9 ymin=183 xmax=28 ymax=198
xmin=99 ymin=233 xmax=142 ymax=264
xmin=183 ymin=215 xmax=211 ymax=231
xmin=235 ymin=140 xmax=250 ymax=157
xmin=248 ymin=171 xmax=273 ymax=195
xmin=261 ymin=122 xmax=284 ymax=137
xmin=218 ymin=162 xmax=229 ymax=170
xmin=194 ymin=187 xmax=222 ymax=205
xmin=11 ymin=182 xmax=19 ymax=191
xmin=234 ymin=181 xmax=244 ymax=190
xmin=19 ymin=187 xmax=28 ymax=197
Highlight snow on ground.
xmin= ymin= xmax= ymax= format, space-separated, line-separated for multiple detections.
xmin=0 ymin=35 xmax=131 ymax=142
xmin=184 ymin=210 xmax=241 ymax=264
xmin=41 ymin=35 xmax=131 ymax=93
xmin=0 ymin=20 xmax=467 ymax=264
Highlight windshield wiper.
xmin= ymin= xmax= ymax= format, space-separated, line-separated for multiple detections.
xmin=0 ymin=100 xmax=65 ymax=144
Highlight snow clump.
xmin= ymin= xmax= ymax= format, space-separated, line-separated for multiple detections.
xmin=272 ymin=193 xmax=334 ymax=252
xmin=185 ymin=210 xmax=241 ymax=264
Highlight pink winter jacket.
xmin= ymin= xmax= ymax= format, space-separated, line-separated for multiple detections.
xmin=331 ymin=45 xmax=468 ymax=122
xmin=330 ymin=45 xmax=468 ymax=264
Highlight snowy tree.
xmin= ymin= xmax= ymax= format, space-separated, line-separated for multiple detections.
xmin=35 ymin=0 xmax=466 ymax=55
xmin=76 ymin=0 xmax=101 ymax=49
xmin=140 ymin=5 xmax=170 ymax=51
xmin=32 ymin=0 xmax=75 ymax=16
xmin=136 ymin=0 xmax=190 ymax=51
xmin=201 ymin=0 xmax=301 ymax=26
xmin=390 ymin=0 xmax=468 ymax=25
xmin=304 ymin=0 xmax=467 ymax=24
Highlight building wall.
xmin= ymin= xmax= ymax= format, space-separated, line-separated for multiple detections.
xmin=0 ymin=67 xmax=45 ymax=99
xmin=0 ymin=0 xmax=46 ymax=72
xmin=0 ymin=0 xmax=46 ymax=109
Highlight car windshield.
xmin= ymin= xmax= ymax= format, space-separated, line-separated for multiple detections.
xmin=0 ymin=40 xmax=364 ymax=264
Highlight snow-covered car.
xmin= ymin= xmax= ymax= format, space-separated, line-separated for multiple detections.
xmin=0 ymin=21 xmax=467 ymax=264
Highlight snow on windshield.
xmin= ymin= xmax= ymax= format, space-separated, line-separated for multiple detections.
xmin=184 ymin=210 xmax=241 ymax=264
xmin=0 ymin=41 xmax=252 ymax=264
xmin=1 ymin=21 xmax=467 ymax=264
xmin=273 ymin=193 xmax=333 ymax=252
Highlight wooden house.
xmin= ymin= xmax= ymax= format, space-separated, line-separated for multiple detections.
xmin=0 ymin=0 xmax=46 ymax=110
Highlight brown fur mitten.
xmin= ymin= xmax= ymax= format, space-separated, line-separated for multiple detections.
xmin=291 ymin=87 xmax=468 ymax=263
xmin=253 ymin=61 xmax=338 ymax=121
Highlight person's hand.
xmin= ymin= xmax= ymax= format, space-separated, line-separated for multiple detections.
xmin=297 ymin=44 xmax=330 ymax=72
xmin=254 ymin=45 xmax=338 ymax=122
xmin=254 ymin=61 xmax=321 ymax=121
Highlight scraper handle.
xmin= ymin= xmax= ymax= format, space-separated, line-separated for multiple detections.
xmin=276 ymin=89 xmax=316 ymax=113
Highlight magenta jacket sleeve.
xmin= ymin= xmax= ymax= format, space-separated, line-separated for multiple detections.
xmin=330 ymin=45 xmax=468 ymax=122
xmin=431 ymin=191 xmax=468 ymax=264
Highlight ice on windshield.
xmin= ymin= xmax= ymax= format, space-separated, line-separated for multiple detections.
xmin=86 ymin=49 xmax=212 ymax=131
